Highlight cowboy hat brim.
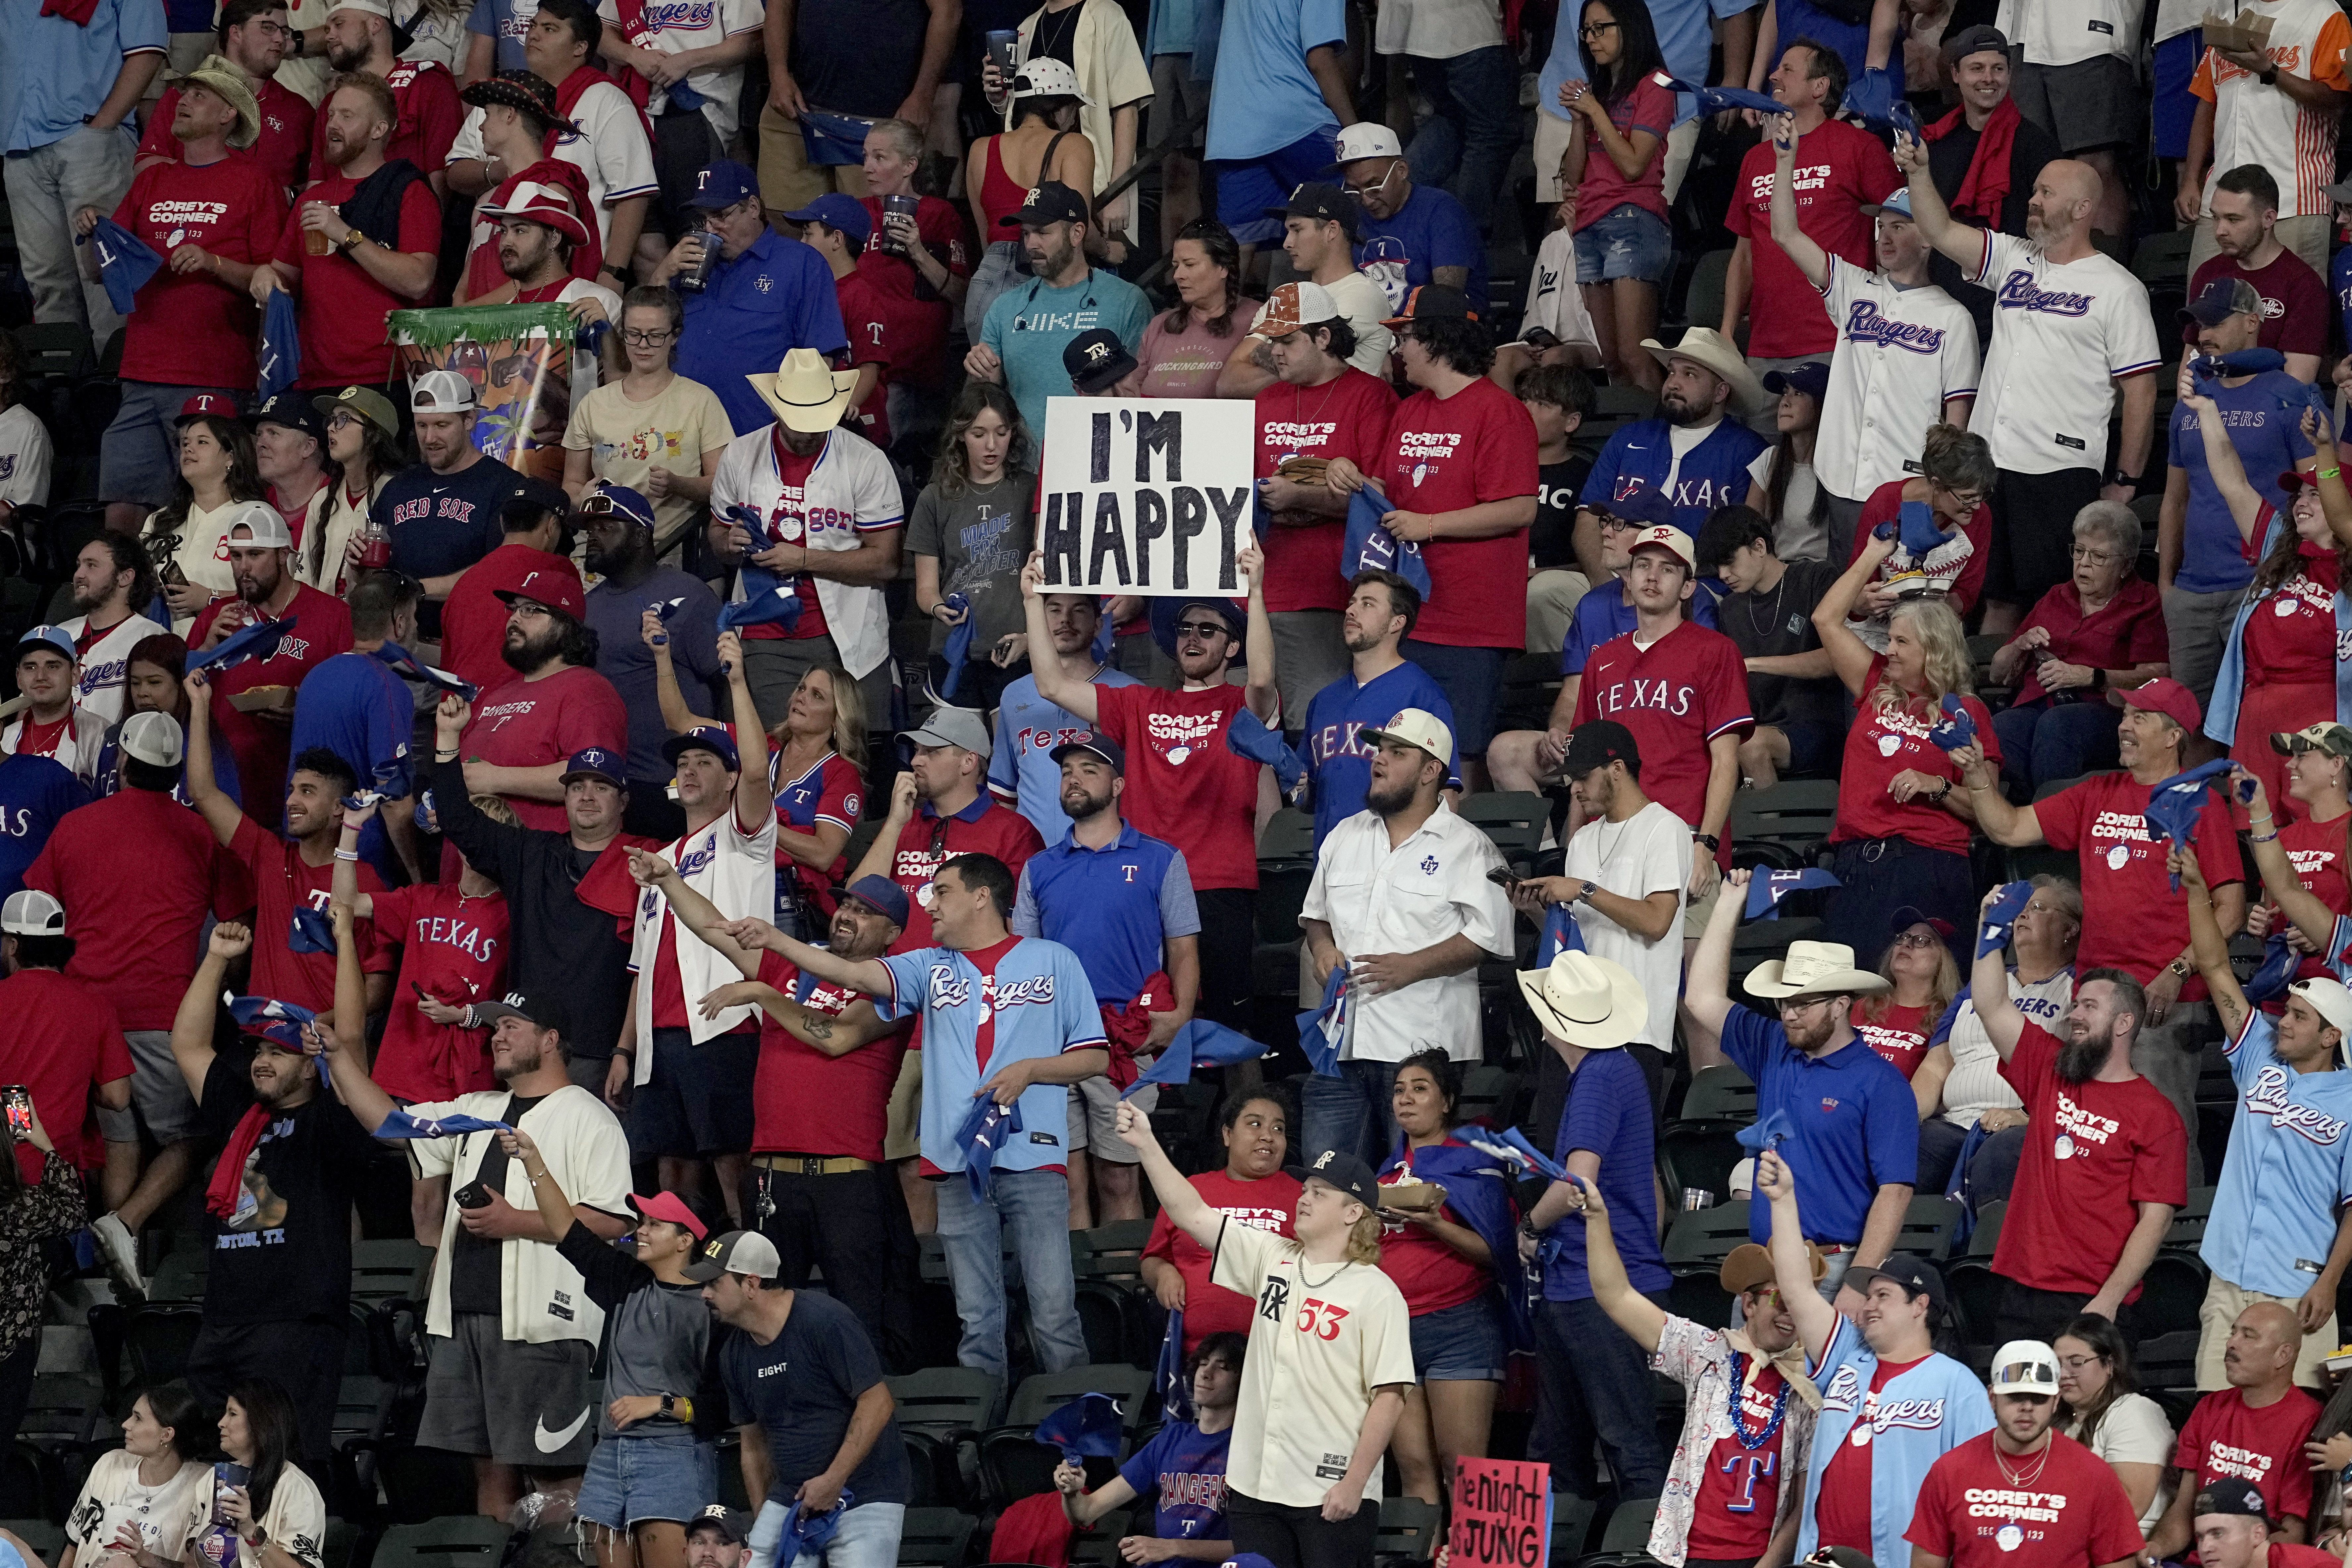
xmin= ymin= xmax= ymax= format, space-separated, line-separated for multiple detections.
xmin=481 ymin=202 xmax=593 ymax=250
xmin=1516 ymin=963 xmax=1648 ymax=1051
xmin=179 ymin=61 xmax=262 ymax=150
xmin=1743 ymin=960 xmax=1893 ymax=1000
xmin=746 ymin=367 xmax=860 ymax=434
xmin=1640 ymin=334 xmax=1769 ymax=417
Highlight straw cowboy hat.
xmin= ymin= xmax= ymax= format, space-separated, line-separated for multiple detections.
xmin=747 ymin=347 xmax=859 ymax=435
xmin=180 ymin=55 xmax=262 ymax=150
xmin=1640 ymin=327 xmax=1768 ymax=417
xmin=1743 ymin=940 xmax=1893 ymax=1000
xmin=1517 ymin=951 xmax=1649 ymax=1050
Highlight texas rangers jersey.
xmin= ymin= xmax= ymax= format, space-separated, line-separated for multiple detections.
xmin=1298 ymin=660 xmax=1462 ymax=848
xmin=1996 ymin=0 xmax=2140 ymax=65
xmin=883 ymin=934 xmax=1104 ymax=1176
xmin=2 ymin=708 xmax=108 ymax=787
xmin=1580 ymin=418 xmax=1773 ymax=536
xmin=988 ymin=666 xmax=1140 ymax=842
xmin=709 ymin=425 xmax=904 ymax=679
xmin=2189 ymin=0 xmax=2352 ymax=219
xmin=60 ymin=612 xmax=167 ymax=729
xmin=1967 ymin=232 xmax=2162 ymax=476
xmin=2203 ymin=1001 xmax=2352 ymax=1297
xmin=1812 ymin=257 xmax=1980 ymax=503
xmin=627 ymin=801 xmax=777 ymax=1065
xmin=1796 ymin=1318 xmax=1995 ymax=1567
xmin=594 ymin=0 xmax=762 ymax=135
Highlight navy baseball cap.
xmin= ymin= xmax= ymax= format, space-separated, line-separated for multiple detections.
xmin=2180 ymin=277 xmax=2263 ymax=328
xmin=1263 ymin=181 xmax=1359 ymax=235
xmin=1001 ymin=180 xmax=1090 ymax=229
xmin=1599 ymin=487 xmax=1676 ymax=530
xmin=688 ymin=160 xmax=761 ymax=210
xmin=248 ymin=391 xmax=325 ymax=441
xmin=1561 ymin=720 xmax=1638 ymax=778
xmin=1063 ymin=328 xmax=1136 ymax=394
xmin=663 ymin=724 xmax=741 ymax=772
xmin=575 ymin=482 xmax=656 ymax=530
xmin=508 ymin=475 xmax=573 ymax=521
xmin=1762 ymin=361 xmax=1830 ymax=401
xmin=559 ymin=746 xmax=627 ymax=788
xmin=784 ymin=192 xmax=872 ymax=246
xmin=840 ymin=874 xmax=910 ymax=927
xmin=1051 ymin=735 xmax=1126 ymax=774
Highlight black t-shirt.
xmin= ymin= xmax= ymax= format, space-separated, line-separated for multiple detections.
xmin=1718 ymin=557 xmax=1843 ymax=730
xmin=448 ymin=1093 xmax=546 ymax=1315
xmin=795 ymin=0 xmax=927 ymax=112
xmin=1531 ymin=454 xmax=1594 ymax=570
xmin=198 ymin=1052 xmax=388 ymax=1324
xmin=724 ymin=1291 xmax=909 ymax=1505
xmin=1925 ymin=111 xmax=2060 ymax=346
xmin=374 ymin=455 xmax=522 ymax=636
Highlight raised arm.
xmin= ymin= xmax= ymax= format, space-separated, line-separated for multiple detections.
xmin=645 ymin=608 xmax=722 ymax=732
xmin=1240 ymin=541 xmax=1278 ymax=724
xmin=1812 ymin=527 xmax=1899 ymax=698
xmin=718 ymin=631 xmax=774 ymax=827
xmin=331 ymin=798 xmax=381 ymax=918
xmin=629 ymin=847 xmax=759 ymax=980
xmin=2236 ymin=767 xmax=2336 ymax=955
xmin=1020 ymin=550 xmax=1101 ymax=723
xmin=1754 ymin=1149 xmax=1839 ymax=1362
xmin=2175 ymin=839 xmax=2251 ymax=1044
xmin=2178 ymin=362 xmax=2268 ymax=545
xmin=1966 ymin=886 xmax=2027 ymax=1060
xmin=1765 ymin=114 xmax=1829 ymax=291
xmin=180 ymin=669 xmax=245 ymax=847
xmin=1111 ymin=1100 xmax=1219 ymax=1248
xmin=1683 ymin=866 xmax=1747 ymax=1048
xmin=2302 ymin=408 xmax=2352 ymax=552
xmin=1891 ymin=130 xmax=1988 ymax=276
xmin=170 ymin=922 xmax=247 ymax=1100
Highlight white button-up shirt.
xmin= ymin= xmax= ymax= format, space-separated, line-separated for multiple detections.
xmin=1302 ymin=799 xmax=1512 ymax=1062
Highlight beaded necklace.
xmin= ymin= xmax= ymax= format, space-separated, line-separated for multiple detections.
xmin=1726 ymin=1350 xmax=1791 ymax=1450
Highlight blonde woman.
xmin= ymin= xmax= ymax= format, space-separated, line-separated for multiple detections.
xmin=295 ymin=389 xmax=403 ymax=598
xmin=1855 ymin=910 xmax=1962 ymax=1081
xmin=142 ymin=412 xmax=265 ymax=635
xmin=1813 ymin=525 xmax=1996 ymax=958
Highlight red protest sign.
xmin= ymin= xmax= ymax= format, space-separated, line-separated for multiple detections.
xmin=1450 ymin=1456 xmax=1553 ymax=1568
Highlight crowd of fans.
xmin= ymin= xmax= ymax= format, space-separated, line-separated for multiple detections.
xmin=15 ymin=2 xmax=2352 ymax=1568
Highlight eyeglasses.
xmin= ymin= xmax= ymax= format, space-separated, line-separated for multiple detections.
xmin=326 ymin=412 xmax=358 ymax=431
xmin=1775 ymin=995 xmax=1834 ymax=1016
xmin=621 ymin=328 xmax=674 ymax=346
xmin=1893 ymin=929 xmax=1940 ymax=948
xmin=1934 ymin=483 xmax=1987 ymax=512
xmin=1579 ymin=20 xmax=1620 ymax=36
xmin=1597 ymin=516 xmax=1635 ymax=532
xmin=2070 ymin=545 xmax=2116 ymax=564
xmin=1340 ymin=163 xmax=1403 ymax=198
xmin=2058 ymin=1354 xmax=2102 ymax=1372
xmin=1173 ymin=620 xmax=1228 ymax=639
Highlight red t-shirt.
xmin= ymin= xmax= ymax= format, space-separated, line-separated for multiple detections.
xmin=854 ymin=192 xmax=970 ymax=385
xmin=366 ymin=884 xmax=508 ymax=1103
xmin=12 ymin=715 xmax=69 ymax=762
xmin=1907 ymin=1431 xmax=2146 ymax=1568
xmin=191 ymin=584 xmax=355 ymax=819
xmin=1569 ymin=620 xmax=1751 ymax=865
xmin=751 ymin=949 xmax=909 ymax=1161
xmin=461 ymin=664 xmax=630 ymax=832
xmin=274 ymin=168 xmax=443 ymax=387
xmin=24 ymin=789 xmax=248 ymax=1031
xmin=1682 ymin=1358 xmax=1794 ymax=1562
xmin=834 ymin=269 xmax=895 ymax=450
xmin=140 ymin=80 xmax=314 ymax=196
xmin=1143 ymin=1169 xmax=1302 ymax=1350
xmin=1856 ymin=1001 xmax=1932 ymax=1078
xmin=2172 ymin=1386 xmax=2324 ymax=1529
xmin=2036 ymin=770 xmax=2242 ymax=1000
xmin=1376 ymin=1139 xmax=1491 ymax=1315
xmin=2183 ymin=249 xmax=2331 ymax=359
xmin=0 ymin=969 xmax=133 ymax=1169
xmin=883 ymin=796 xmax=1047 ymax=955
xmin=1726 ymin=120 xmax=1899 ymax=358
xmin=439 ymin=543 xmax=579 ymax=702
xmin=2011 ymin=576 xmax=2169 ymax=707
xmin=2268 ymin=1545 xmax=2346 ymax=1568
xmin=1573 ymin=72 xmax=1676 ymax=229
xmin=1255 ymin=368 xmax=1399 ymax=614
xmin=2279 ymin=810 xmax=2352 ymax=983
xmin=1990 ymin=1022 xmax=2188 ymax=1297
xmin=307 ymin=59 xmax=460 ymax=175
xmin=228 ymin=815 xmax=388 ymax=1015
xmin=741 ymin=437 xmax=829 ymax=643
xmin=1832 ymin=656 xmax=1999 ymax=854
xmin=112 ymin=153 xmax=284 ymax=387
xmin=1851 ymin=479 xmax=1994 ymax=620
xmin=1092 ymin=682 xmax=1261 ymax=890
xmin=1814 ymin=1355 xmax=1925 ymax=1551
xmin=1372 ymin=378 xmax=1539 ymax=648
xmin=2240 ymin=546 xmax=2339 ymax=686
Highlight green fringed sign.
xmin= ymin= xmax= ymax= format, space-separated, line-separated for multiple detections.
xmin=388 ymin=303 xmax=581 ymax=478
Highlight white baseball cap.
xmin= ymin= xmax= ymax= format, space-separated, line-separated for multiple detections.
xmin=1331 ymin=122 xmax=1404 ymax=165
xmin=1988 ymin=1340 xmax=2061 ymax=1396
xmin=1626 ymin=524 xmax=1697 ymax=570
xmin=222 ymin=501 xmax=293 ymax=550
xmin=410 ymin=369 xmax=478 ymax=413
xmin=1358 ymin=707 xmax=1453 ymax=765
xmin=327 ymin=0 xmax=393 ymax=16
xmin=1 ymin=889 xmax=65 ymax=936
xmin=121 ymin=710 xmax=186 ymax=768
xmin=2289 ymin=977 xmax=2352 ymax=1061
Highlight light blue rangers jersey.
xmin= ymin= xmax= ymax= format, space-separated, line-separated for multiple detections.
xmin=1796 ymin=1316 xmax=1993 ymax=1568
xmin=988 ymin=666 xmax=1141 ymax=842
xmin=881 ymin=934 xmax=1106 ymax=1177
xmin=2203 ymin=1001 xmax=2352 ymax=1298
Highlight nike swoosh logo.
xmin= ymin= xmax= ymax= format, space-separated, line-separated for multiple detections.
xmin=534 ymin=1407 xmax=591 ymax=1452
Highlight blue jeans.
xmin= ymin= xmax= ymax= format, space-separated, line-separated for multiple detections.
xmin=933 ymin=1167 xmax=1090 ymax=1379
xmin=1990 ymin=699 xmax=2121 ymax=800
xmin=1403 ymin=44 xmax=1516 ymax=231
xmin=1300 ymin=1059 xmax=1399 ymax=1170
xmin=748 ymin=1498 xmax=906 ymax=1568
xmin=1533 ymin=1295 xmax=1668 ymax=1498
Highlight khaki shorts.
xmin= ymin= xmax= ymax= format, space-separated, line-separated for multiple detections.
xmin=884 ymin=1049 xmax=923 ymax=1163
xmin=1681 ymin=875 xmax=1719 ymax=937
xmin=2197 ymin=1273 xmax=2337 ymax=1392
xmin=1068 ymin=1075 xmax=1154 ymax=1162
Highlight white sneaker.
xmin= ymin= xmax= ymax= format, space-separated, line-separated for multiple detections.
xmin=90 ymin=1212 xmax=146 ymax=1301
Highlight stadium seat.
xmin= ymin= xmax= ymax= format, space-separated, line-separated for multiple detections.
xmin=1661 ymin=1204 xmax=1755 ymax=1278
xmin=979 ymin=1365 xmax=1154 ymax=1502
xmin=1256 ymin=807 xmax=1315 ymax=866
xmin=120 ymin=1302 xmax=204 ymax=1398
xmin=369 ymin=1514 xmax=511 ymax=1568
xmin=1682 ymin=251 xmax=1734 ymax=343
xmin=1458 ymin=1063 xmax=1518 ymax=1127
xmin=1374 ymin=1496 xmax=1441 ymax=1561
xmin=1 ymin=1521 xmax=66 ymax=1563
xmin=1892 ymin=1195 xmax=1965 ymax=1262
xmin=901 ymin=1509 xmax=979 ymax=1568
xmin=1727 ymin=780 xmax=1838 ymax=868
xmin=350 ymin=1239 xmax=428 ymax=1307
xmin=889 ymin=1368 xmax=1004 ymax=1435
xmin=1069 ymin=1510 xmax=1131 ymax=1565
xmin=1580 ymin=1494 xmax=1661 ymax=1567
xmin=1551 ymin=1495 xmax=1600 ymax=1562
xmin=1677 ymin=1064 xmax=1755 ymax=1123
xmin=1657 ymin=1123 xmax=1746 ymax=1211
xmin=1456 ymin=791 xmax=1548 ymax=868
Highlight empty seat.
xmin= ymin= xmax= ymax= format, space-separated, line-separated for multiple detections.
xmin=370 ymin=1515 xmax=511 ymax=1568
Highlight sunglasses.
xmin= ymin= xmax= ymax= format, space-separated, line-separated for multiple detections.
xmin=1173 ymin=620 xmax=1228 ymax=639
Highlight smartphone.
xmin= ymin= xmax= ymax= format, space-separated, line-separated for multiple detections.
xmin=1 ymin=1086 xmax=29 ymax=1141
xmin=1484 ymin=866 xmax=1522 ymax=892
xmin=453 ymin=1180 xmax=493 ymax=1209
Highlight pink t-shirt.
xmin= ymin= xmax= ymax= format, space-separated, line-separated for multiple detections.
xmin=1573 ymin=72 xmax=1677 ymax=229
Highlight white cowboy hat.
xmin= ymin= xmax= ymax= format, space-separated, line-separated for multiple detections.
xmin=1640 ymin=326 xmax=1769 ymax=417
xmin=746 ymin=347 xmax=859 ymax=435
xmin=1517 ymin=951 xmax=1648 ymax=1051
xmin=1743 ymin=940 xmax=1892 ymax=1000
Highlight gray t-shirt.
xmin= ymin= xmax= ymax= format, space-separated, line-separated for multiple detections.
xmin=602 ymin=1277 xmax=711 ymax=1438
xmin=906 ymin=471 xmax=1037 ymax=657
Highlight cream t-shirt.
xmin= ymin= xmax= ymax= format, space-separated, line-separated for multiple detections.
xmin=563 ymin=372 xmax=734 ymax=544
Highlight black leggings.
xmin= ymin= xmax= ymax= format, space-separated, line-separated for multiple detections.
xmin=1226 ymin=1489 xmax=1381 ymax=1568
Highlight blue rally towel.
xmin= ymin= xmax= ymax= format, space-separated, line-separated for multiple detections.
xmin=83 ymin=216 xmax=163 ymax=316
xmin=776 ymin=1493 xmax=852 ymax=1564
xmin=1154 ymin=1310 xmax=1192 ymax=1422
xmin=1663 ymin=76 xmax=1785 ymax=118
xmin=1928 ymin=693 xmax=1976 ymax=753
xmin=1744 ymin=867 xmax=1841 ymax=919
xmin=718 ymin=506 xmax=804 ymax=634
xmin=956 ymin=1096 xmax=1024 ymax=1202
xmin=190 ymin=615 xmax=294 ymax=673
xmin=2147 ymin=759 xmax=2238 ymax=889
xmin=1341 ymin=486 xmax=1432 ymax=597
xmin=289 ymin=907 xmax=336 ymax=954
xmin=1295 ymin=968 xmax=1347 ymax=1076
xmin=1225 ymin=706 xmax=1306 ymax=793
xmin=1898 ymin=499 xmax=1944 ymax=558
xmin=1123 ymin=1018 xmax=1268 ymax=1098
xmin=226 ymin=993 xmax=316 ymax=1050
xmin=1840 ymin=69 xmax=1918 ymax=138
xmin=1091 ymin=600 xmax=1116 ymax=666
xmin=1382 ymin=1137 xmax=1533 ymax=1350
xmin=1976 ymin=880 xmax=2032 ymax=960
xmin=1535 ymin=900 xmax=1585 ymax=966
xmin=375 ymin=641 xmax=479 ymax=702
xmin=940 ymin=592 xmax=975 ymax=699
xmin=2243 ymin=935 xmax=2301 ymax=1002
xmin=258 ymin=289 xmax=300 ymax=399
xmin=1460 ymin=1125 xmax=1569 ymax=1182
xmin=2190 ymin=347 xmax=2288 ymax=395
xmin=799 ymin=109 xmax=875 ymax=165
xmin=373 ymin=1108 xmax=514 ymax=1139
xmin=1035 ymin=1392 xmax=1124 ymax=1465
xmin=1736 ymin=1107 xmax=1795 ymax=1153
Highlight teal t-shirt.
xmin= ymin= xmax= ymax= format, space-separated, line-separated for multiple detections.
xmin=981 ymin=269 xmax=1156 ymax=439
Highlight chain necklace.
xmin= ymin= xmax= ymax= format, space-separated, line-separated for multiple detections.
xmin=1726 ymin=1351 xmax=1790 ymax=1450
xmin=1034 ymin=2 xmax=1081 ymax=59
xmin=1742 ymin=566 xmax=1790 ymax=643
xmin=1993 ymin=1434 xmax=2054 ymax=1487
xmin=1293 ymin=372 xmax=1345 ymax=430
xmin=1300 ymin=1257 xmax=1352 ymax=1289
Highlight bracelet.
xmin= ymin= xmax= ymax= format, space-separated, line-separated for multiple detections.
xmin=2324 ymin=467 xmax=2343 ymax=481
xmin=2252 ymin=829 xmax=2280 ymax=844
xmin=332 ymin=849 xmax=359 ymax=862
xmin=435 ymin=749 xmax=459 ymax=761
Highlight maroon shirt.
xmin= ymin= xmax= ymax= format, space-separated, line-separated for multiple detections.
xmin=2182 ymin=248 xmax=2330 ymax=359
xmin=2011 ymin=576 xmax=2169 ymax=705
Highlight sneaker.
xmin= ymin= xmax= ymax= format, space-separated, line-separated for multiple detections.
xmin=90 ymin=1212 xmax=146 ymax=1301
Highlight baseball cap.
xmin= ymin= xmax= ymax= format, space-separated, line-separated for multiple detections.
xmin=476 ymin=989 xmax=572 ymax=1036
xmin=1254 ymin=280 xmax=1343 ymax=339
xmin=0 ymin=889 xmax=65 ymax=936
xmin=248 ymin=391 xmax=325 ymax=442
xmin=410 ymin=369 xmax=478 ymax=413
xmin=1292 ymin=1148 xmax=1379 ymax=1206
xmin=16 ymin=625 xmax=77 ymax=665
xmin=176 ymin=392 xmax=239 ymax=426
xmin=575 ymin=482 xmax=656 ymax=530
xmin=328 ymin=0 xmax=393 ymax=17
xmin=1942 ymin=23 xmax=2008 ymax=60
xmin=682 ymin=1228 xmax=784 ymax=1283
xmin=1326 ymin=121 xmax=1404 ymax=169
xmin=495 ymin=567 xmax=587 ymax=621
xmin=1358 ymin=707 xmax=1454 ymax=765
xmin=1560 ymin=719 xmax=1638 ymax=779
xmin=121 ymin=710 xmax=186 ymax=768
xmin=662 ymin=724 xmax=741 ymax=773
xmin=1261 ymin=181 xmax=1358 ymax=232
xmin=559 ymin=747 xmax=627 ymax=789
xmin=1718 ymin=1238 xmax=1827 ymax=1295
xmin=1064 ymin=328 xmax=1137 ymax=394
xmin=2194 ymin=1480 xmax=2270 ymax=1523
xmin=1003 ymin=180 xmax=1090 ymax=230
xmin=1860 ymin=186 xmax=1917 ymax=221
xmin=685 ymin=1507 xmax=750 ymax=1545
xmin=505 ymin=476 xmax=572 ymax=526
xmin=1988 ymin=1340 xmax=2062 ymax=1396
xmin=1599 ymin=488 xmax=1676 ymax=530
xmin=2274 ymin=721 xmax=2352 ymax=759
xmin=1762 ymin=361 xmax=1830 ymax=401
xmin=840 ymin=874 xmax=910 ymax=928
xmin=902 ymin=706 xmax=993 ymax=758
xmin=687 ymin=160 xmax=761 ymax=210
xmin=222 ymin=502 xmax=294 ymax=550
xmin=315 ymin=385 xmax=399 ymax=438
xmin=1008 ymin=57 xmax=1094 ymax=105
xmin=1889 ymin=904 xmax=1957 ymax=939
xmin=1050 ymin=735 xmax=1125 ymax=773
xmin=2123 ymin=676 xmax=2202 ymax=733
xmin=1843 ymin=1253 xmax=1947 ymax=1316
xmin=784 ymin=192 xmax=873 ymax=246
xmin=2328 ymin=178 xmax=2352 ymax=206
xmin=1626 ymin=524 xmax=1697 ymax=569
xmin=627 ymin=1190 xmax=707 ymax=1240
xmin=2288 ymin=976 xmax=2352 ymax=1049
xmin=2179 ymin=277 xmax=2263 ymax=328
xmin=1806 ymin=1549 xmax=1876 ymax=1568
xmin=1383 ymin=283 xmax=1478 ymax=328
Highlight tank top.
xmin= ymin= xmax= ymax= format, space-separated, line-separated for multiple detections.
xmin=976 ymin=136 xmax=1030 ymax=237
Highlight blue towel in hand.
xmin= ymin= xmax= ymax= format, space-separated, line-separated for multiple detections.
xmin=83 ymin=216 xmax=161 ymax=316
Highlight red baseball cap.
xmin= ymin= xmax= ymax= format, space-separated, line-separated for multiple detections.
xmin=2123 ymin=676 xmax=2202 ymax=733
xmin=494 ymin=566 xmax=586 ymax=621
xmin=177 ymin=392 xmax=238 ymax=424
xmin=628 ymin=1190 xmax=706 ymax=1240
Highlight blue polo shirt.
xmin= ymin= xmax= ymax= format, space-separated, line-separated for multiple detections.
xmin=1717 ymin=1004 xmax=1919 ymax=1245
xmin=678 ymin=229 xmax=850 ymax=437
xmin=2203 ymin=1003 xmax=2352 ymax=1299
xmin=1579 ymin=417 xmax=1771 ymax=539
xmin=1560 ymin=577 xmax=1722 ymax=674
xmin=1355 ymin=184 xmax=1487 ymax=315
xmin=0 ymin=0 xmax=166 ymax=155
xmin=1009 ymin=820 xmax=1200 ymax=1006
xmin=988 ymin=667 xmax=1141 ymax=843
xmin=1542 ymin=1045 xmax=1668 ymax=1301
xmin=1298 ymin=659 xmax=1461 ymax=848
xmin=0 ymin=753 xmax=89 ymax=899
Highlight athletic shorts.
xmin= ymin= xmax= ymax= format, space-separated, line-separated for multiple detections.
xmin=416 ymin=1311 xmax=596 ymax=1467
xmin=125 ymin=1028 xmax=203 ymax=1143
xmin=1212 ymin=125 xmax=1340 ymax=246
xmin=1149 ymin=54 xmax=1207 ymax=153
xmin=2008 ymin=51 xmax=2137 ymax=153
xmin=628 ymin=1026 xmax=757 ymax=1158
xmin=1068 ymin=1075 xmax=1154 ymax=1162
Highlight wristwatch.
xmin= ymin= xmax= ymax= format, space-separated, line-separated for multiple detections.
xmin=1575 ymin=880 xmax=1599 ymax=904
xmin=2258 ymin=65 xmax=2279 ymax=85
xmin=2168 ymin=955 xmax=2194 ymax=978
xmin=1695 ymin=832 xmax=1722 ymax=850
xmin=2107 ymin=466 xmax=2141 ymax=489
xmin=660 ymin=1393 xmax=676 ymax=1419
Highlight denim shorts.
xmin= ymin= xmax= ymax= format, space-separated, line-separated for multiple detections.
xmin=575 ymin=1431 xmax=716 ymax=1529
xmin=1409 ymin=1293 xmax=1506 ymax=1381
xmin=1572 ymin=204 xmax=1672 ymax=286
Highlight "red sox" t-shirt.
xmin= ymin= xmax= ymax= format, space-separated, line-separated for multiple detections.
xmin=1725 ymin=119 xmax=1899 ymax=359
xmin=112 ymin=154 xmax=285 ymax=387
xmin=1093 ymin=682 xmax=1262 ymax=890
xmin=1371 ymin=377 xmax=1538 ymax=649
xmin=1569 ymin=620 xmax=1751 ymax=865
xmin=2171 ymin=1386 xmax=2323 ymax=1531
xmin=1255 ymin=368 xmax=1399 ymax=614
xmin=2035 ymin=770 xmax=2243 ymax=1001
xmin=1906 ymin=1430 xmax=2145 ymax=1568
